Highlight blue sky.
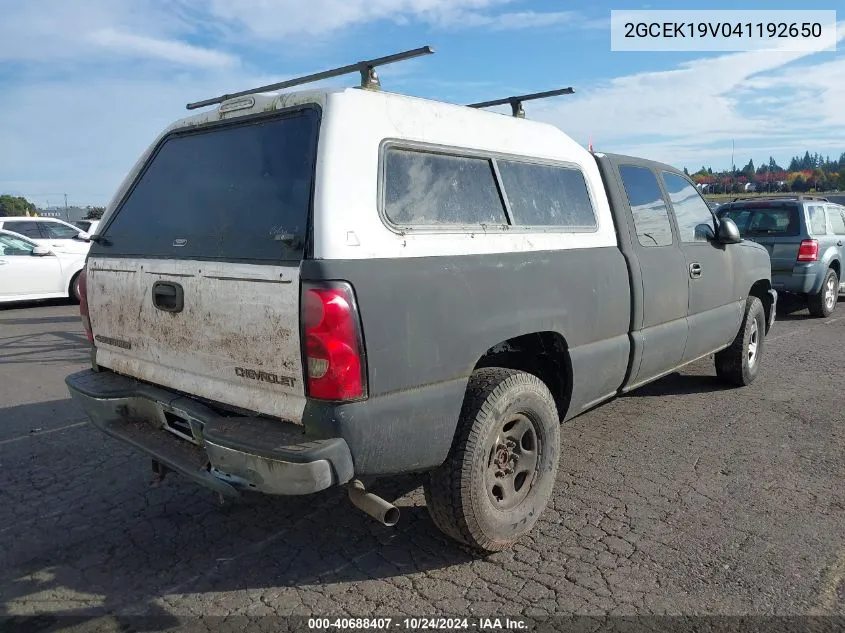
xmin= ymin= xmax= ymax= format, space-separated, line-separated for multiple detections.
xmin=0 ymin=0 xmax=843 ymax=208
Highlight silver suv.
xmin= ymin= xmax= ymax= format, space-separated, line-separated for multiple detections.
xmin=718 ymin=197 xmax=844 ymax=317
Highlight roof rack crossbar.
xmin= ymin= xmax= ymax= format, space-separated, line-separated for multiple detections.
xmin=186 ymin=45 xmax=435 ymax=111
xmin=729 ymin=195 xmax=829 ymax=203
xmin=467 ymin=87 xmax=574 ymax=118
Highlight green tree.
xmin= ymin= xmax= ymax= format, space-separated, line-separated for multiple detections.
xmin=0 ymin=194 xmax=36 ymax=217
xmin=742 ymin=159 xmax=755 ymax=177
xmin=85 ymin=206 xmax=106 ymax=219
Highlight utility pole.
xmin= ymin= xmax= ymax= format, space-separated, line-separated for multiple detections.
xmin=64 ymin=193 xmax=68 ymax=221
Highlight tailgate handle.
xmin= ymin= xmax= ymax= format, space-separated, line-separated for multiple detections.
xmin=152 ymin=281 xmax=184 ymax=313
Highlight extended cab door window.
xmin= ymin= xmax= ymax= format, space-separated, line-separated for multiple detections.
xmin=618 ymin=165 xmax=674 ymax=247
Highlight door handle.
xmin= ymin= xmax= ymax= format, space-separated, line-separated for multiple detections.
xmin=0 ymin=261 xmax=7 ymax=265
xmin=689 ymin=263 xmax=702 ymax=279
xmin=151 ymin=281 xmax=184 ymax=313
xmin=838 ymin=240 xmax=843 ymax=247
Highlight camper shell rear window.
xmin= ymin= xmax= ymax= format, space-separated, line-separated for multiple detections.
xmin=94 ymin=107 xmax=320 ymax=262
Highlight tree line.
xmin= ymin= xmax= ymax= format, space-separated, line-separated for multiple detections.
xmin=0 ymin=195 xmax=104 ymax=218
xmin=688 ymin=150 xmax=845 ymax=194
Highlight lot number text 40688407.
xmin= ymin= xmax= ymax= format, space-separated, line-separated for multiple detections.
xmin=308 ymin=617 xmax=528 ymax=630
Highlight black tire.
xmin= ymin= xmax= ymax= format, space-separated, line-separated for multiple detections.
xmin=715 ymin=296 xmax=766 ymax=386
xmin=68 ymin=272 xmax=82 ymax=304
xmin=424 ymin=367 xmax=560 ymax=552
xmin=807 ymin=268 xmax=838 ymax=318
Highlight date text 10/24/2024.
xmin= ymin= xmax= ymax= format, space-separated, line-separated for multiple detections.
xmin=308 ymin=618 xmax=529 ymax=631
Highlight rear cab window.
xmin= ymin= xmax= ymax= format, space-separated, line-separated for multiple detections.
xmin=94 ymin=107 xmax=320 ymax=262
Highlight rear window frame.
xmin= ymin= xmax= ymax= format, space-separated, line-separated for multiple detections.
xmin=92 ymin=104 xmax=322 ymax=264
xmin=377 ymin=139 xmax=600 ymax=235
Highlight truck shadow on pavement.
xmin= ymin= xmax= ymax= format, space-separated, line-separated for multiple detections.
xmin=0 ymin=455 xmax=473 ymax=632
xmin=625 ymin=372 xmax=732 ymax=397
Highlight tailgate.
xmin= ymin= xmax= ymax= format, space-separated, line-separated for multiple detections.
xmin=746 ymin=237 xmax=800 ymax=274
xmin=88 ymin=257 xmax=305 ymax=421
xmin=85 ymin=106 xmax=320 ymax=422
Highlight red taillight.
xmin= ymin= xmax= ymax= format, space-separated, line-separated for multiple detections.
xmin=797 ymin=239 xmax=819 ymax=262
xmin=78 ymin=266 xmax=93 ymax=343
xmin=302 ymin=283 xmax=367 ymax=401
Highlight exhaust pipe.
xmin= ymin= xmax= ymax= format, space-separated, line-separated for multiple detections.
xmin=347 ymin=480 xmax=400 ymax=527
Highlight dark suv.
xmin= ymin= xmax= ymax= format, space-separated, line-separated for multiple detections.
xmin=718 ymin=197 xmax=844 ymax=317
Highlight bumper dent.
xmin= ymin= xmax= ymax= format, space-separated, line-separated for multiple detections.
xmin=65 ymin=369 xmax=354 ymax=497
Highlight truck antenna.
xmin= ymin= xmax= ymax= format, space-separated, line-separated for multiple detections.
xmin=186 ymin=45 xmax=435 ymax=111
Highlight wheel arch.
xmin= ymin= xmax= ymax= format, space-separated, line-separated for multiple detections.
xmin=472 ymin=330 xmax=572 ymax=422
xmin=748 ymin=279 xmax=773 ymax=333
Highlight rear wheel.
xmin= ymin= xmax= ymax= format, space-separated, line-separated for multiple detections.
xmin=715 ymin=296 xmax=766 ymax=386
xmin=69 ymin=272 xmax=82 ymax=304
xmin=807 ymin=269 xmax=838 ymax=318
xmin=424 ymin=368 xmax=560 ymax=552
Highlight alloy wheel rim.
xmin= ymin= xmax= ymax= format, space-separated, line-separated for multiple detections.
xmin=825 ymin=276 xmax=836 ymax=311
xmin=747 ymin=318 xmax=759 ymax=366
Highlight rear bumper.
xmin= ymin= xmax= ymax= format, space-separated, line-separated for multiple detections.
xmin=66 ymin=369 xmax=354 ymax=497
xmin=772 ymin=264 xmax=824 ymax=295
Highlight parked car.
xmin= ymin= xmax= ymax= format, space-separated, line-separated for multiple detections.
xmin=0 ymin=217 xmax=91 ymax=255
xmin=717 ymin=197 xmax=845 ymax=317
xmin=65 ymin=54 xmax=775 ymax=552
xmin=73 ymin=219 xmax=100 ymax=235
xmin=0 ymin=229 xmax=85 ymax=303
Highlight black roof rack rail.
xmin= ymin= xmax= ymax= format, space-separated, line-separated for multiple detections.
xmin=467 ymin=87 xmax=575 ymax=118
xmin=728 ymin=195 xmax=830 ymax=203
xmin=186 ymin=45 xmax=435 ymax=111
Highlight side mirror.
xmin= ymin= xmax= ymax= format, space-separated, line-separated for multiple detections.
xmin=717 ymin=218 xmax=742 ymax=244
xmin=32 ymin=246 xmax=51 ymax=256
xmin=74 ymin=232 xmax=91 ymax=241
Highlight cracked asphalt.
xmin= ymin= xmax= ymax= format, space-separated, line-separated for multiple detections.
xmin=0 ymin=300 xmax=843 ymax=631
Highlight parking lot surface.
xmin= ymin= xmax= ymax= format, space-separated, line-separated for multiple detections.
xmin=0 ymin=300 xmax=843 ymax=629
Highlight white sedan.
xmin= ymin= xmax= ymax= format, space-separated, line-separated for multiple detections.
xmin=0 ymin=229 xmax=86 ymax=304
xmin=0 ymin=217 xmax=91 ymax=255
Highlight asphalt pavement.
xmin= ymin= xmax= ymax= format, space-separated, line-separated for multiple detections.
xmin=0 ymin=299 xmax=843 ymax=631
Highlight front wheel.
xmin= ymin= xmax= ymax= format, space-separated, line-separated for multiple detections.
xmin=424 ymin=368 xmax=560 ymax=552
xmin=807 ymin=269 xmax=838 ymax=318
xmin=715 ymin=296 xmax=766 ymax=386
